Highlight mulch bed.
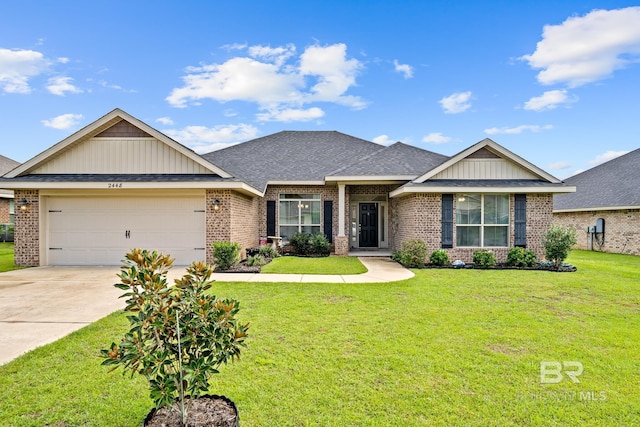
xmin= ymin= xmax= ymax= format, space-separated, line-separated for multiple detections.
xmin=144 ymin=395 xmax=237 ymax=427
xmin=416 ymin=263 xmax=577 ymax=272
xmin=214 ymin=257 xmax=274 ymax=273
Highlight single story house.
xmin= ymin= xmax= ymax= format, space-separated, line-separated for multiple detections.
xmin=0 ymin=154 xmax=20 ymax=226
xmin=554 ymin=148 xmax=640 ymax=255
xmin=1 ymin=108 xmax=574 ymax=266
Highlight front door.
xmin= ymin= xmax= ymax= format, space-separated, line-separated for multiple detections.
xmin=359 ymin=203 xmax=378 ymax=247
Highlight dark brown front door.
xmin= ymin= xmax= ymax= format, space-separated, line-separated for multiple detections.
xmin=359 ymin=203 xmax=378 ymax=247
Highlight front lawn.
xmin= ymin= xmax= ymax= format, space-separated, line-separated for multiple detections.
xmin=0 ymin=242 xmax=18 ymax=272
xmin=260 ymin=255 xmax=368 ymax=275
xmin=0 ymin=250 xmax=638 ymax=426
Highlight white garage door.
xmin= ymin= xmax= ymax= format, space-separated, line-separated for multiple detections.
xmin=47 ymin=196 xmax=206 ymax=265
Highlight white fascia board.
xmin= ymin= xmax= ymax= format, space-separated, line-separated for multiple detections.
xmin=6 ymin=109 xmax=234 ymax=179
xmin=266 ymin=180 xmax=326 ymax=186
xmin=554 ymin=205 xmax=640 ymax=213
xmin=1 ymin=181 xmax=263 ymax=196
xmin=390 ymin=185 xmax=576 ymax=198
xmin=0 ymin=193 xmax=14 ymax=199
xmin=325 ymin=175 xmax=415 ymax=182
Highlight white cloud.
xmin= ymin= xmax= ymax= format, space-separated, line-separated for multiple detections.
xmin=521 ymin=7 xmax=640 ymax=87
xmin=484 ymin=124 xmax=553 ymax=135
xmin=57 ymin=57 xmax=70 ymax=64
xmin=393 ymin=59 xmax=413 ymax=79
xmin=547 ymin=161 xmax=571 ymax=170
xmin=257 ymin=107 xmax=324 ymax=122
xmin=439 ymin=91 xmax=472 ymax=114
xmin=163 ymin=123 xmax=259 ymax=153
xmin=46 ymin=76 xmax=82 ymax=95
xmin=156 ymin=117 xmax=174 ymax=125
xmin=167 ymin=43 xmax=366 ymax=116
xmin=422 ymin=132 xmax=453 ymax=144
xmin=0 ymin=48 xmax=49 ymax=93
xmin=523 ymin=89 xmax=576 ymax=111
xmin=372 ymin=134 xmax=396 ymax=146
xmin=587 ymin=150 xmax=629 ymax=166
xmin=41 ymin=113 xmax=83 ymax=130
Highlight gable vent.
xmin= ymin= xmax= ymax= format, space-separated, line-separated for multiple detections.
xmin=95 ymin=120 xmax=152 ymax=138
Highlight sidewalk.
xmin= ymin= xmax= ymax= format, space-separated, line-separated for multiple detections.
xmin=212 ymin=257 xmax=414 ymax=283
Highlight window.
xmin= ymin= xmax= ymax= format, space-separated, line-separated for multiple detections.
xmin=456 ymin=194 xmax=509 ymax=247
xmin=9 ymin=199 xmax=15 ymax=224
xmin=279 ymin=194 xmax=321 ymax=240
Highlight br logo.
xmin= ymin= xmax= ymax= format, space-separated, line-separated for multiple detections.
xmin=540 ymin=361 xmax=583 ymax=384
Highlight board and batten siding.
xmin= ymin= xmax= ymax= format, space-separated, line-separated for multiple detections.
xmin=31 ymin=137 xmax=211 ymax=174
xmin=432 ymin=159 xmax=539 ymax=180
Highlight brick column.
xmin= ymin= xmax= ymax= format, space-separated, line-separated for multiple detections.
xmin=14 ymin=190 xmax=39 ymax=267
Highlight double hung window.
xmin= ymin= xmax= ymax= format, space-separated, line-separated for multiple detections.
xmin=456 ymin=194 xmax=509 ymax=247
xmin=279 ymin=194 xmax=321 ymax=240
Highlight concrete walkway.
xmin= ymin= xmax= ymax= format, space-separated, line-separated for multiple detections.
xmin=211 ymin=257 xmax=414 ymax=283
xmin=0 ymin=257 xmax=412 ymax=366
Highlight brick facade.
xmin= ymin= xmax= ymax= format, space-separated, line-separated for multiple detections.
xmin=553 ymin=209 xmax=640 ymax=256
xmin=205 ymin=189 xmax=259 ymax=263
xmin=13 ymin=189 xmax=39 ymax=266
xmin=390 ymin=192 xmax=553 ymax=263
xmin=0 ymin=198 xmax=10 ymax=223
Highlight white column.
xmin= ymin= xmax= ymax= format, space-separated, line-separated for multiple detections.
xmin=338 ymin=184 xmax=346 ymax=237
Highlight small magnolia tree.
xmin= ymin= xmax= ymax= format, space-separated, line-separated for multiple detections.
xmin=543 ymin=225 xmax=577 ymax=268
xmin=101 ymin=249 xmax=249 ymax=423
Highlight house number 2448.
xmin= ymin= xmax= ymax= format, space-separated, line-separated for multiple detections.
xmin=108 ymin=183 xmax=123 ymax=188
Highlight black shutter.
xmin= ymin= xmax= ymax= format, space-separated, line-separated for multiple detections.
xmin=324 ymin=200 xmax=333 ymax=243
xmin=266 ymin=200 xmax=276 ymax=237
xmin=441 ymin=194 xmax=453 ymax=248
xmin=514 ymin=194 xmax=527 ymax=247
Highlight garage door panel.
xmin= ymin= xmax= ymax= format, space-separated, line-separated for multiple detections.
xmin=47 ymin=196 xmax=205 ymax=266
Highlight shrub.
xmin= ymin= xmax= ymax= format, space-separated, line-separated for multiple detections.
xmin=399 ymin=239 xmax=428 ymax=268
xmin=310 ymin=233 xmax=330 ymax=256
xmin=212 ymin=241 xmax=241 ymax=270
xmin=258 ymin=245 xmax=279 ymax=258
xmin=289 ymin=232 xmax=312 ymax=255
xmin=543 ymin=225 xmax=577 ymax=268
xmin=391 ymin=249 xmax=402 ymax=263
xmin=506 ymin=247 xmax=537 ymax=267
xmin=246 ymin=254 xmax=267 ymax=266
xmin=429 ymin=249 xmax=450 ymax=266
xmin=289 ymin=232 xmax=330 ymax=256
xmin=473 ymin=249 xmax=496 ymax=268
xmin=101 ymin=249 xmax=249 ymax=423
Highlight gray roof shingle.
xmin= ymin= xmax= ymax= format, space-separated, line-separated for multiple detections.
xmin=202 ymin=131 xmax=397 ymax=190
xmin=554 ymin=148 xmax=640 ymax=210
xmin=0 ymin=154 xmax=20 ymax=196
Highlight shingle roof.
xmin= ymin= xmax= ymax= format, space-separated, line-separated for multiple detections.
xmin=202 ymin=131 xmax=392 ymax=190
xmin=554 ymin=148 xmax=640 ymax=211
xmin=1 ymin=174 xmax=237 ymax=183
xmin=0 ymin=154 xmax=20 ymax=197
xmin=328 ymin=142 xmax=449 ymax=177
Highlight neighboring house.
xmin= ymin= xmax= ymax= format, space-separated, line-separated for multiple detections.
xmin=0 ymin=154 xmax=21 ymax=226
xmin=1 ymin=109 xmax=574 ymax=266
xmin=553 ymin=148 xmax=640 ymax=255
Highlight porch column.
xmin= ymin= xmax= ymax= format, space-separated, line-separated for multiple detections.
xmin=338 ymin=184 xmax=346 ymax=236
xmin=335 ymin=184 xmax=349 ymax=255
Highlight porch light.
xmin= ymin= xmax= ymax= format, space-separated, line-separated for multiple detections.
xmin=212 ymin=199 xmax=221 ymax=211
xmin=19 ymin=199 xmax=30 ymax=211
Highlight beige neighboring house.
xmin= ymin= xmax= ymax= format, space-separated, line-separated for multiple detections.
xmin=1 ymin=108 xmax=575 ymax=266
xmin=554 ymin=148 xmax=640 ymax=255
xmin=0 ymin=154 xmax=21 ymax=231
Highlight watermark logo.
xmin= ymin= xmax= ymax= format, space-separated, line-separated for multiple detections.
xmin=540 ymin=361 xmax=583 ymax=384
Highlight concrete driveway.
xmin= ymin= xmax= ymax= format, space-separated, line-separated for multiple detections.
xmin=0 ymin=267 xmax=127 ymax=365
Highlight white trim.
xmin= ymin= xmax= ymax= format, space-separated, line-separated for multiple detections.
xmin=554 ymin=205 xmax=640 ymax=213
xmin=3 ymin=181 xmax=263 ymax=196
xmin=266 ymin=180 xmax=325 ymax=186
xmin=390 ymin=185 xmax=576 ymax=198
xmin=413 ymin=139 xmax=562 ymax=184
xmin=338 ymin=184 xmax=346 ymax=236
xmin=325 ymin=175 xmax=415 ymax=182
xmin=5 ymin=109 xmax=233 ymax=179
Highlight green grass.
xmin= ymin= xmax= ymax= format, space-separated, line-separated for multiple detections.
xmin=0 ymin=250 xmax=639 ymax=426
xmin=260 ymin=255 xmax=368 ymax=274
xmin=0 ymin=242 xmax=19 ymax=272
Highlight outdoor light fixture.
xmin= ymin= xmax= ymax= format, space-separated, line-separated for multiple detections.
xmin=212 ymin=199 xmax=221 ymax=211
xmin=458 ymin=196 xmax=466 ymax=202
xmin=19 ymin=199 xmax=30 ymax=211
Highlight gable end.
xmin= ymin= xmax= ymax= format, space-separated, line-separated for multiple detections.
xmin=95 ymin=119 xmax=152 ymax=138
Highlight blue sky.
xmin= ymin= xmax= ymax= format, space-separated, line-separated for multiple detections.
xmin=1 ymin=1 xmax=639 ymax=178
